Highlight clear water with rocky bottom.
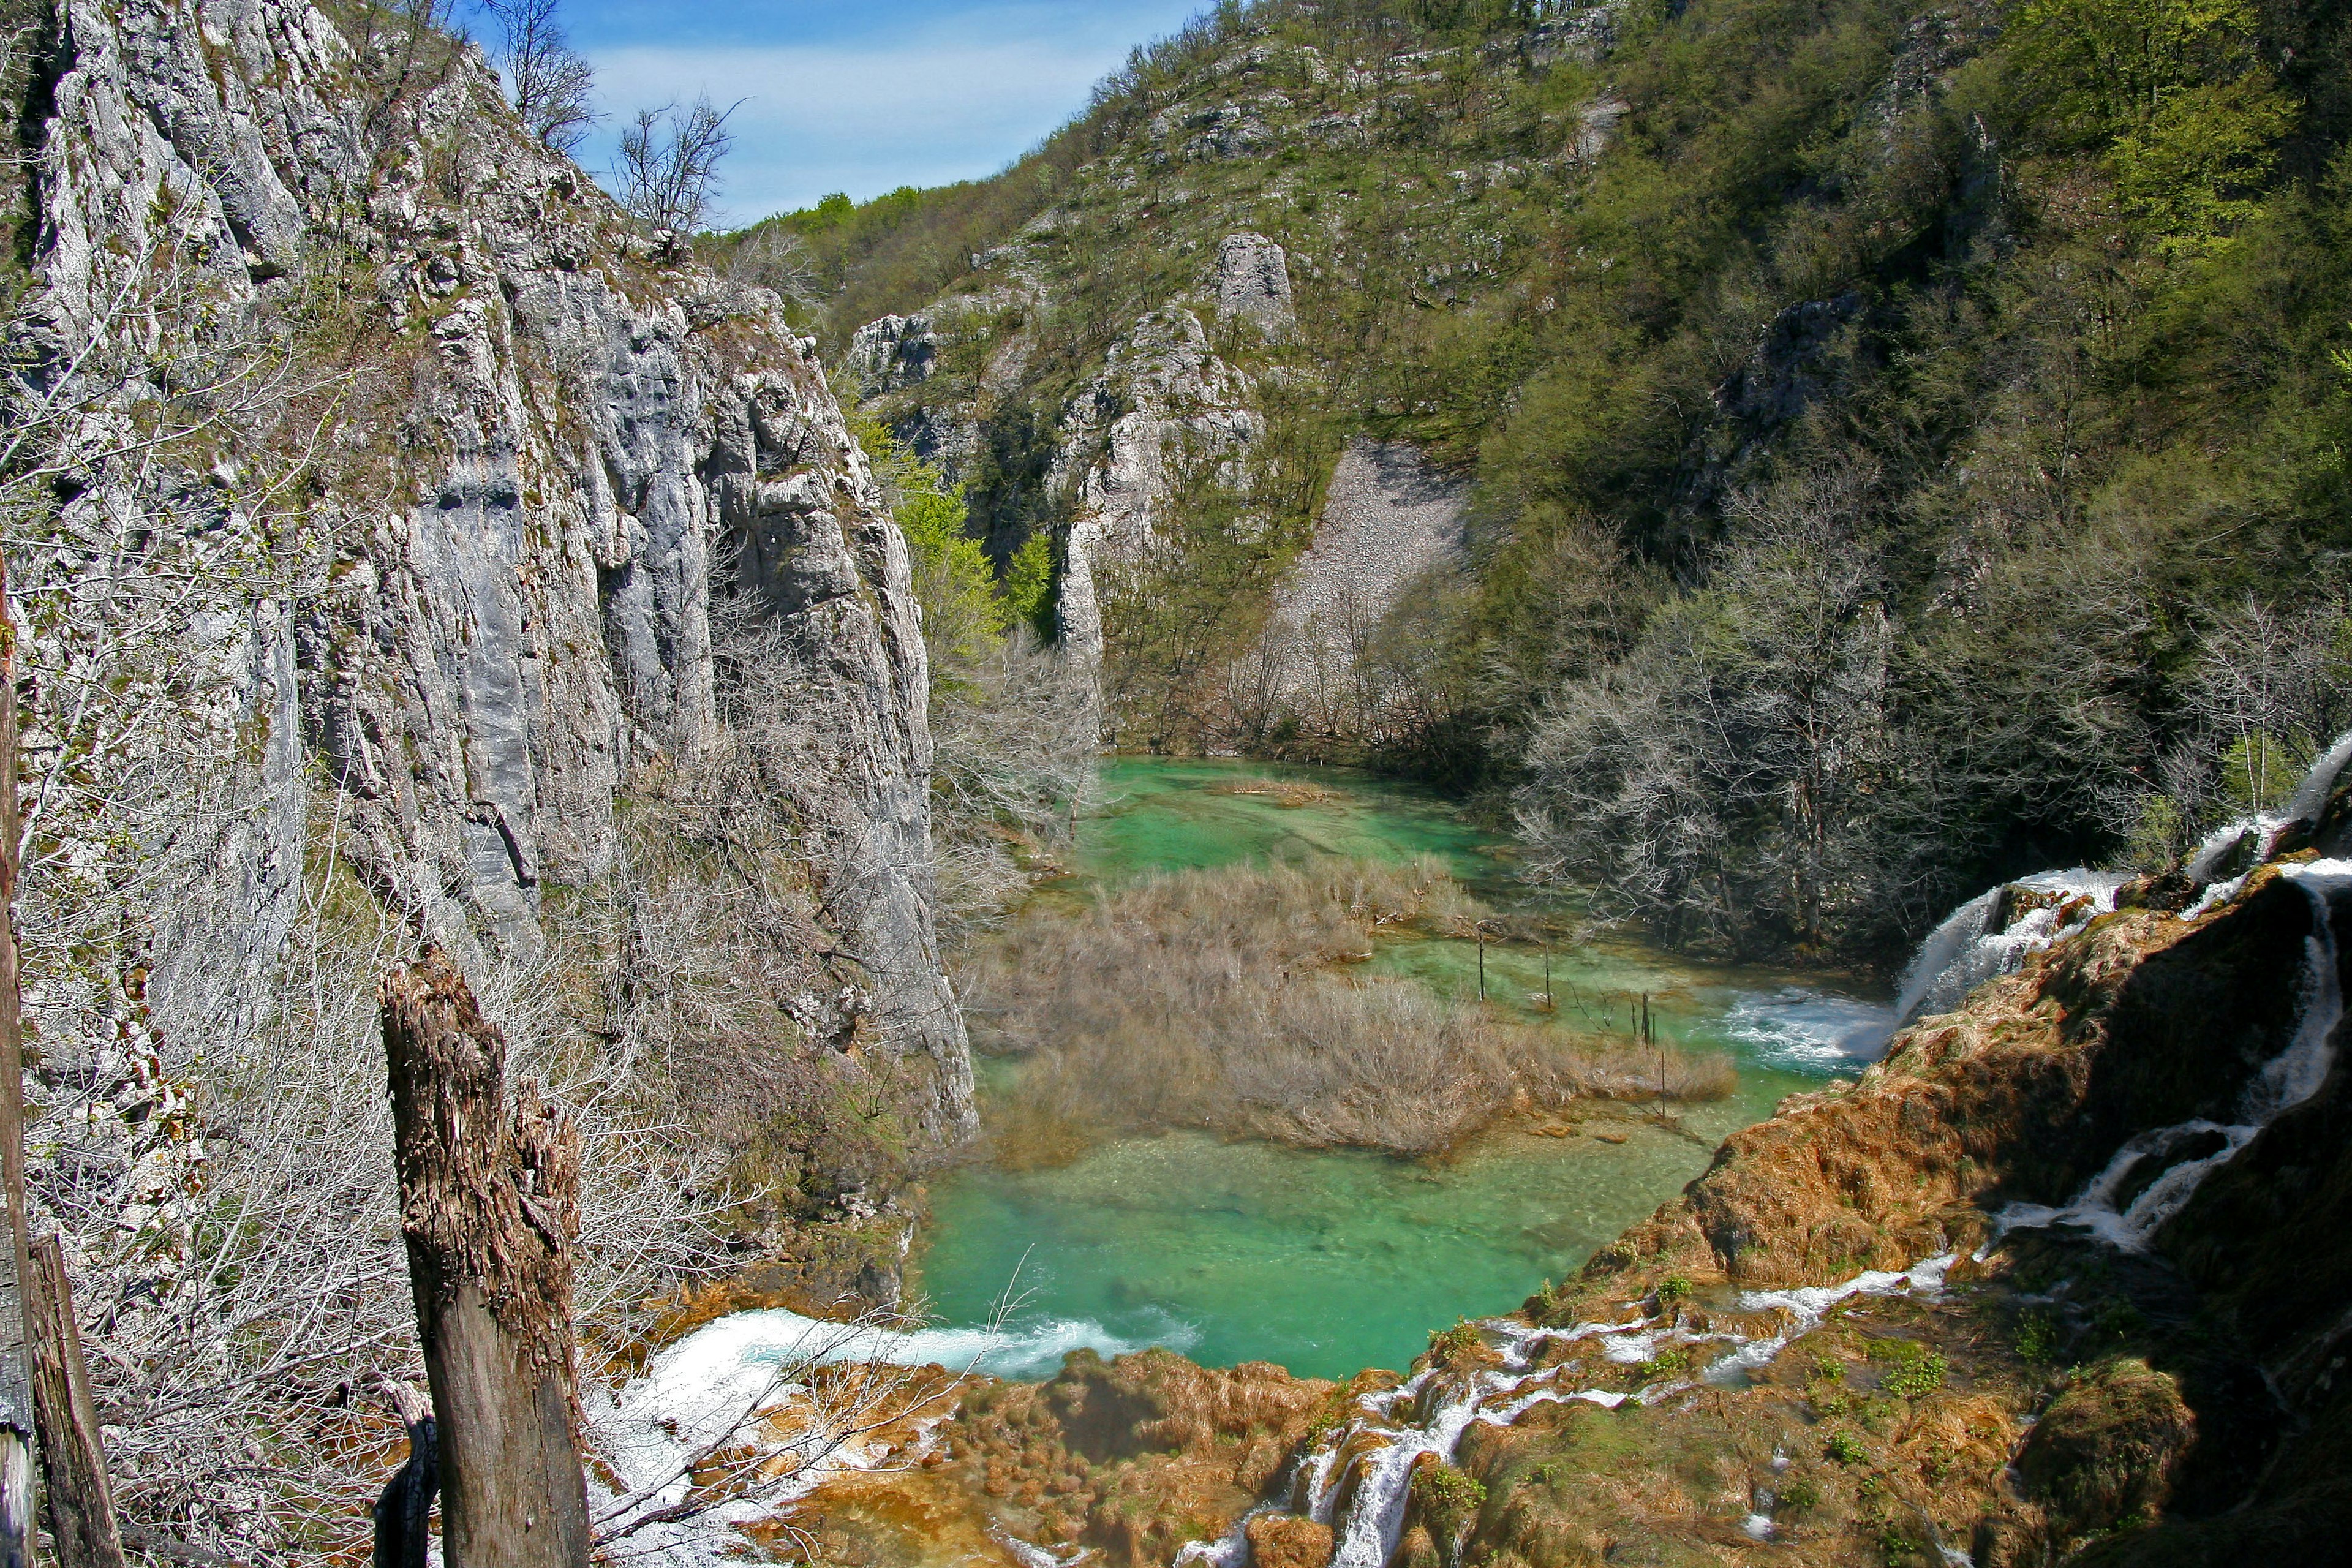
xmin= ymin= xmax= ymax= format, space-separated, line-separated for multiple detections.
xmin=910 ymin=758 xmax=1893 ymax=1381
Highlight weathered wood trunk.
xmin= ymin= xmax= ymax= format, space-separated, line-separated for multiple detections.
xmin=0 ymin=564 xmax=38 ymax=1567
xmin=380 ymin=951 xmax=589 ymax=1568
xmin=23 ymin=1237 xmax=122 ymax=1568
xmin=370 ymin=1381 xmax=437 ymax=1568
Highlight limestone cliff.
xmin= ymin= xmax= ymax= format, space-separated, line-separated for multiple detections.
xmin=24 ymin=0 xmax=973 ymax=1133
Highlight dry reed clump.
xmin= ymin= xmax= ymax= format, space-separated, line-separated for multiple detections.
xmin=956 ymin=857 xmax=1733 ymax=1161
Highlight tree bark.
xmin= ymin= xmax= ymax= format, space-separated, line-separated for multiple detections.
xmin=370 ymin=1381 xmax=437 ymax=1568
xmin=21 ymin=1237 xmax=120 ymax=1568
xmin=0 ymin=561 xmax=37 ymax=1568
xmin=380 ymin=950 xmax=589 ymax=1568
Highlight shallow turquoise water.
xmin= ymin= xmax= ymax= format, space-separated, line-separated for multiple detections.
xmin=913 ymin=759 xmax=1891 ymax=1382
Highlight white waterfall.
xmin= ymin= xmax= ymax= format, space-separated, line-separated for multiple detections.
xmin=1989 ymin=858 xmax=2346 ymax=1253
xmin=1894 ymin=728 xmax=2352 ymax=1035
xmin=1893 ymin=870 xmax=2131 ymax=1026
xmin=2185 ymin=728 xmax=2352 ymax=883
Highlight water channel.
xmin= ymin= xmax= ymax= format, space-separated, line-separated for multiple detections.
xmin=910 ymin=758 xmax=1894 ymax=1381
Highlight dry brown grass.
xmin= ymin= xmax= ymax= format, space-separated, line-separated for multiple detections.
xmin=957 ymin=858 xmax=1733 ymax=1161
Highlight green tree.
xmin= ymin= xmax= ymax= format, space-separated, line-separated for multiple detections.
xmin=852 ymin=416 xmax=1008 ymax=684
xmin=2011 ymin=0 xmax=2294 ymax=248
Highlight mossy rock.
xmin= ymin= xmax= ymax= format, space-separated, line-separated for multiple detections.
xmin=2016 ymin=1357 xmax=2193 ymax=1538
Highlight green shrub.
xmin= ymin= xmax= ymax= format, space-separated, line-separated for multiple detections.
xmin=1654 ymin=1275 xmax=1694 ymax=1308
xmin=1825 ymin=1431 xmax=1869 ymax=1466
xmin=1876 ymin=1341 xmax=1950 ymax=1400
xmin=1635 ymin=1345 xmax=1689 ymax=1381
xmin=1776 ymin=1477 xmax=1822 ymax=1515
xmin=1428 ymin=1319 xmax=1483 ymax=1365
xmin=1412 ymin=1462 xmax=1487 ymax=1539
xmin=2017 ymin=1310 xmax=2063 ymax=1366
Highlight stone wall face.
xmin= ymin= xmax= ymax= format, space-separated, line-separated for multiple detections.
xmin=31 ymin=0 xmax=972 ymax=1132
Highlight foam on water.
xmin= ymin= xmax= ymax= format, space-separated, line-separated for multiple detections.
xmin=652 ymin=1305 xmax=1196 ymax=1389
xmin=1721 ymin=986 xmax=1898 ymax=1071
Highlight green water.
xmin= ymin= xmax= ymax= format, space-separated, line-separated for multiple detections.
xmin=913 ymin=758 xmax=1893 ymax=1382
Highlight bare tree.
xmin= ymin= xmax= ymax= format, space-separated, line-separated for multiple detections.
xmin=614 ymin=96 xmax=741 ymax=235
xmin=726 ymin=225 xmax=822 ymax=307
xmin=477 ymin=0 xmax=600 ymax=155
xmin=1517 ymin=469 xmax=1897 ymax=957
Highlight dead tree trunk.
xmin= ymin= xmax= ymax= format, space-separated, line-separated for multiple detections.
xmin=21 ymin=1237 xmax=121 ymax=1568
xmin=370 ymin=1381 xmax=436 ymax=1568
xmin=380 ymin=950 xmax=589 ymax=1568
xmin=0 ymin=562 xmax=37 ymax=1567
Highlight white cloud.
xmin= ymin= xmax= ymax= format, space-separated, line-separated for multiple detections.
xmin=578 ymin=2 xmax=1200 ymax=222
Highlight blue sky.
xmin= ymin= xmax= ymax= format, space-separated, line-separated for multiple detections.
xmin=543 ymin=0 xmax=1210 ymax=225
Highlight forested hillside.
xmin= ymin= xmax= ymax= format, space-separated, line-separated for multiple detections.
xmin=756 ymin=0 xmax=2352 ymax=969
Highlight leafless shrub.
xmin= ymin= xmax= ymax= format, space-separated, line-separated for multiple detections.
xmin=615 ymin=95 xmax=741 ymax=235
xmin=1517 ymin=469 xmax=1897 ymax=958
xmin=726 ymin=225 xmax=823 ymax=307
xmin=958 ymin=857 xmax=1732 ymax=1161
xmin=0 ymin=199 xmax=926 ymax=1563
xmin=347 ymin=0 xmax=472 ymax=165
xmin=929 ymin=633 xmax=1100 ymax=935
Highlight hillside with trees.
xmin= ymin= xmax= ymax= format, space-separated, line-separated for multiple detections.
xmin=761 ymin=0 xmax=2352 ymax=968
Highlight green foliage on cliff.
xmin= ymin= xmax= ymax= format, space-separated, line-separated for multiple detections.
xmin=853 ymin=414 xmax=1010 ymax=679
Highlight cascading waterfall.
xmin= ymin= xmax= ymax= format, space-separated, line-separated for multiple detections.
xmin=1183 ymin=1259 xmax=1958 ymax=1568
xmin=1989 ymin=858 xmax=2347 ymax=1253
xmin=1892 ymin=870 xmax=2131 ymax=1027
xmin=2185 ymin=729 xmax=2352 ymax=884
xmin=1896 ymin=729 xmax=2352 ymax=1032
xmin=1168 ymin=848 xmax=2352 ymax=1566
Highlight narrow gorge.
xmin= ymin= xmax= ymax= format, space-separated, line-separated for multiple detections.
xmin=6 ymin=0 xmax=2352 ymax=1565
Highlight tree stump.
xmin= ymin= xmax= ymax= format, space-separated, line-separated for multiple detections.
xmin=380 ymin=949 xmax=589 ymax=1568
xmin=23 ymin=1234 xmax=123 ymax=1568
xmin=0 ymin=561 xmax=36 ymax=1567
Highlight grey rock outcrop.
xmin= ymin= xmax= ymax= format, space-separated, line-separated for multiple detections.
xmin=1050 ymin=306 xmax=1261 ymax=673
xmin=31 ymin=0 xmax=973 ymax=1134
xmin=846 ymin=313 xmax=940 ymax=394
xmin=1215 ymin=232 xmax=1293 ymax=334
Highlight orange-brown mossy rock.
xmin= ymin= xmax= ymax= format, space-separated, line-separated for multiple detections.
xmin=1587 ymin=882 xmax=2331 ymax=1291
xmin=938 ymin=1349 xmax=1333 ymax=1566
xmin=1047 ymin=1349 xmax=1333 ymax=1461
xmin=1245 ymin=1512 xmax=1335 ymax=1568
xmin=2016 ymin=1357 xmax=2195 ymax=1542
xmin=1391 ymin=1521 xmax=1442 ymax=1568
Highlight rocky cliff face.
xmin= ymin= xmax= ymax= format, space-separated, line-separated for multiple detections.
xmin=818 ymin=11 xmax=1636 ymax=750
xmin=26 ymin=0 xmax=972 ymax=1131
xmin=1047 ymin=302 xmax=1263 ymax=675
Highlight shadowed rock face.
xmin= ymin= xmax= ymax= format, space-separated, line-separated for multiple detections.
xmin=31 ymin=0 xmax=971 ymax=1133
